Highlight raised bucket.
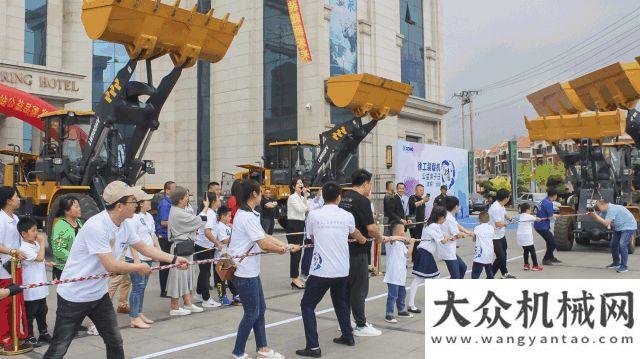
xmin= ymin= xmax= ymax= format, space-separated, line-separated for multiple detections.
xmin=524 ymin=110 xmax=626 ymax=142
xmin=81 ymin=0 xmax=243 ymax=68
xmin=326 ymin=74 xmax=413 ymax=120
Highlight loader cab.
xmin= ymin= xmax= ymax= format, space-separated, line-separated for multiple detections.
xmin=266 ymin=141 xmax=319 ymax=186
xmin=38 ymin=110 xmax=92 ymax=181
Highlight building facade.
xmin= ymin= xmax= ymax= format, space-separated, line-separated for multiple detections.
xmin=0 ymin=0 xmax=449 ymax=196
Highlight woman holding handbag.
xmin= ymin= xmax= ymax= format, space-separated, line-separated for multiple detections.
xmin=229 ymin=179 xmax=301 ymax=359
xmin=167 ymin=186 xmax=206 ymax=316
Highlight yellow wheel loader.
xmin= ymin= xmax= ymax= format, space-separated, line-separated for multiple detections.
xmin=235 ymin=73 xmax=413 ymax=227
xmin=1 ymin=0 xmax=242 ymax=237
xmin=524 ymin=57 xmax=640 ymax=253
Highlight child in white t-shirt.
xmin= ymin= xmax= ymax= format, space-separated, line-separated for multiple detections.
xmin=213 ymin=206 xmax=239 ymax=306
xmin=384 ymin=221 xmax=415 ymax=324
xmin=18 ymin=217 xmax=52 ymax=346
xmin=440 ymin=196 xmax=473 ymax=279
xmin=517 ymin=203 xmax=543 ymax=271
xmin=472 ymin=212 xmax=495 ymax=279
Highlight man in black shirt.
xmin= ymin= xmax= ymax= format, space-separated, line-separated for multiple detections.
xmin=339 ymin=169 xmax=385 ymax=337
xmin=408 ymin=184 xmax=429 ymax=262
xmin=382 ymin=181 xmax=395 ymax=235
xmin=434 ymin=185 xmax=448 ymax=208
xmin=260 ymin=189 xmax=277 ymax=235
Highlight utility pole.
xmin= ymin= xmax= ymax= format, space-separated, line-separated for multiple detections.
xmin=454 ymin=91 xmax=480 ymax=150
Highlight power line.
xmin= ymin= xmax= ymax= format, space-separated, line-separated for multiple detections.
xmin=473 ymin=5 xmax=640 ymax=91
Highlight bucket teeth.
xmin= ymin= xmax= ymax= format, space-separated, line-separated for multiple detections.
xmin=81 ymin=0 xmax=241 ymax=67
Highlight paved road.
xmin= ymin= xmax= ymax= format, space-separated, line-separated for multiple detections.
xmin=13 ymin=226 xmax=639 ymax=359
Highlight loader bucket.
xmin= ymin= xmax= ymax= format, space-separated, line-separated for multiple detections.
xmin=568 ymin=61 xmax=640 ymax=112
xmin=326 ymin=74 xmax=413 ymax=120
xmin=525 ymin=110 xmax=626 ymax=142
xmin=81 ymin=0 xmax=243 ymax=68
xmin=526 ymin=82 xmax=587 ymax=116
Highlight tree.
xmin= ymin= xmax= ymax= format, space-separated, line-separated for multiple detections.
xmin=546 ymin=174 xmax=566 ymax=192
xmin=532 ymin=162 xmax=565 ymax=191
xmin=490 ymin=176 xmax=511 ymax=192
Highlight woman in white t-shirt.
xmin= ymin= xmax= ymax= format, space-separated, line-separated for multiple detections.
xmin=194 ymin=191 xmax=222 ymax=308
xmin=124 ymin=191 xmax=158 ymax=329
xmin=230 ymin=179 xmax=301 ymax=359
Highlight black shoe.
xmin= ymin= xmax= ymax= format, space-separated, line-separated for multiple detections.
xmin=25 ymin=336 xmax=39 ymax=347
xmin=542 ymin=259 xmax=553 ymax=266
xmin=333 ymin=336 xmax=355 ymax=346
xmin=398 ymin=311 xmax=414 ymax=318
xmin=160 ymin=291 xmax=169 ymax=298
xmin=407 ymin=306 xmax=422 ymax=314
xmin=38 ymin=332 xmax=52 ymax=343
xmin=551 ymin=257 xmax=562 ymax=263
xmin=295 ymin=348 xmax=322 ymax=357
xmin=291 ymin=281 xmax=305 ymax=290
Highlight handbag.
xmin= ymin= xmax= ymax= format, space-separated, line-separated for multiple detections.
xmin=215 ymin=230 xmax=255 ymax=281
xmin=174 ymin=241 xmax=195 ymax=256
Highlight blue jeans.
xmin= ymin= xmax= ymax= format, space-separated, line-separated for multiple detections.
xmin=301 ymin=236 xmax=313 ymax=277
xmin=127 ymin=259 xmax=152 ymax=318
xmin=611 ymin=230 xmax=634 ymax=269
xmin=445 ymin=255 xmax=467 ymax=279
xmin=386 ymin=284 xmax=407 ymax=315
xmin=232 ymin=276 xmax=267 ymax=356
xmin=301 ymin=276 xmax=352 ymax=349
xmin=471 ymin=262 xmax=494 ymax=279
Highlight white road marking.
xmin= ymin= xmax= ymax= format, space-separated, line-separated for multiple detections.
xmin=134 ymin=250 xmax=543 ymax=358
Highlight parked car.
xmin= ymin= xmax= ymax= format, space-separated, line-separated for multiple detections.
xmin=469 ymin=193 xmax=489 ymax=214
xmin=516 ymin=192 xmax=560 ymax=214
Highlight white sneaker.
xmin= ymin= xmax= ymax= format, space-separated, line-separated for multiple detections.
xmin=337 ymin=320 xmax=357 ymax=332
xmin=192 ymin=293 xmax=204 ymax=303
xmin=169 ymin=307 xmax=191 ymax=316
xmin=202 ymin=298 xmax=222 ymax=308
xmin=86 ymin=324 xmax=99 ymax=336
xmin=256 ymin=349 xmax=285 ymax=359
xmin=354 ymin=323 xmax=382 ymax=337
xmin=184 ymin=304 xmax=204 ymax=313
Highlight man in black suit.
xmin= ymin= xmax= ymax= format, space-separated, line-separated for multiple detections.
xmin=385 ymin=182 xmax=407 ymax=225
xmin=383 ymin=181 xmax=395 ymax=235
xmin=408 ymin=184 xmax=429 ymax=262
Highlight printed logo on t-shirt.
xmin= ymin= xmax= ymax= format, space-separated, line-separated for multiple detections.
xmin=311 ymin=252 xmax=322 ymax=271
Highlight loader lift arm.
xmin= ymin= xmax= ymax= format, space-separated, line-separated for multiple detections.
xmin=309 ymin=73 xmax=413 ymax=186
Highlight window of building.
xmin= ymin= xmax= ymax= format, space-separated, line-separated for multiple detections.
xmin=23 ymin=125 xmax=33 ymax=153
xmin=406 ymin=135 xmax=422 ymax=143
xmin=24 ymin=0 xmax=47 ymax=65
xmin=92 ymin=40 xmax=129 ymax=109
xmin=263 ymin=0 xmax=298 ymax=161
xmin=400 ymin=0 xmax=425 ymax=98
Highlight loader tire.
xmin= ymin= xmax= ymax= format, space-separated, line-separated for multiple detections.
xmin=554 ymin=216 xmax=574 ymax=251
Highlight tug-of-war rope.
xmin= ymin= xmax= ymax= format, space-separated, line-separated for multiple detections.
xmin=17 ymin=213 xmax=587 ymax=290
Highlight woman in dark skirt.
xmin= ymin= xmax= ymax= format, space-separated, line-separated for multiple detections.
xmin=408 ymin=207 xmax=449 ymax=313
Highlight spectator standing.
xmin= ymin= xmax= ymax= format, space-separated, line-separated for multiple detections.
xmin=155 ymin=181 xmax=176 ymax=298
xmin=433 ymin=185 xmax=448 ymax=208
xmin=50 ymin=196 xmax=82 ymax=280
xmin=0 ymin=186 xmax=29 ymax=349
xmin=382 ymin=181 xmax=395 ymax=235
xmin=287 ymin=178 xmax=308 ymax=290
xmin=167 ymin=187 xmax=206 ymax=316
xmin=260 ymin=189 xmax=277 ymax=235
xmin=408 ymin=184 xmax=428 ymax=261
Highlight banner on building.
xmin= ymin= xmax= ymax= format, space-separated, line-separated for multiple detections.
xmin=395 ymin=140 xmax=470 ymax=219
xmin=286 ymin=0 xmax=312 ymax=64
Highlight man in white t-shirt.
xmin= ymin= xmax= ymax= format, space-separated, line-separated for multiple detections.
xmin=44 ymin=181 xmax=189 ymax=359
xmin=296 ymin=182 xmax=368 ymax=357
xmin=488 ymin=189 xmax=515 ymax=279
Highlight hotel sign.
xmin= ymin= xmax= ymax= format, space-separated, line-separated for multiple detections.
xmin=0 ymin=63 xmax=84 ymax=102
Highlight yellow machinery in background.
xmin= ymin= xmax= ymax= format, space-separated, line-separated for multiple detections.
xmin=2 ymin=0 xmax=241 ymax=236
xmin=523 ymin=58 xmax=640 ymax=252
xmin=235 ymin=73 xmax=412 ymax=227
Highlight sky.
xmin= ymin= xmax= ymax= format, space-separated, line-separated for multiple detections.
xmin=442 ymin=0 xmax=640 ymax=151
